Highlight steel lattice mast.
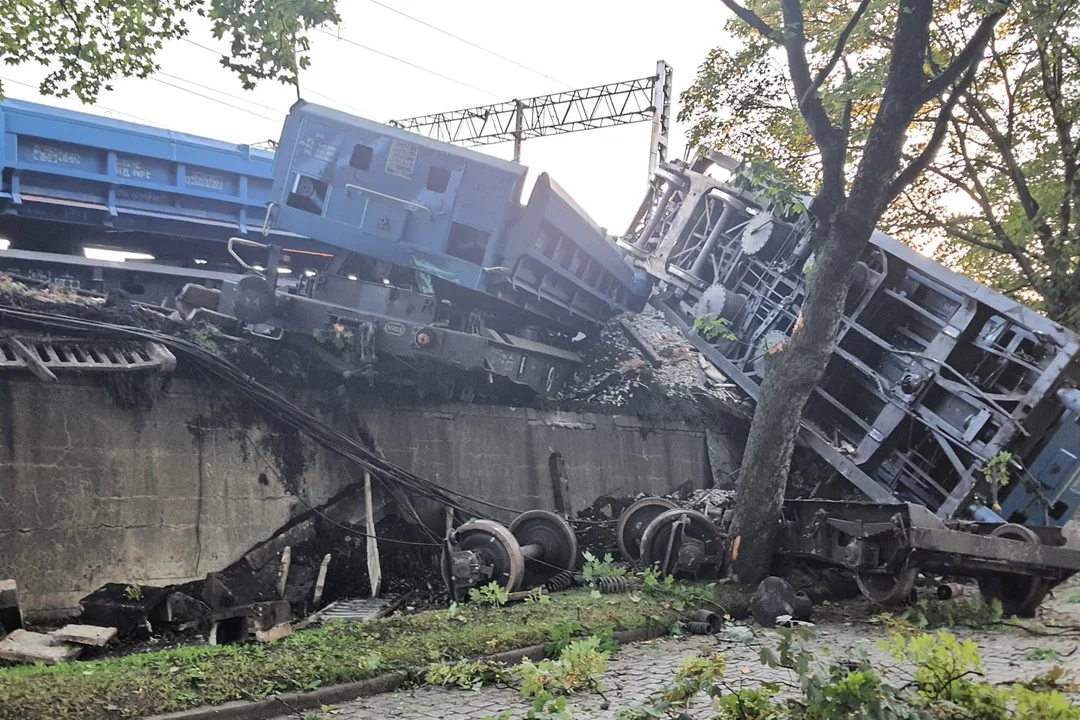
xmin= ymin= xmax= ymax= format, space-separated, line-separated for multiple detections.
xmin=389 ymin=61 xmax=672 ymax=175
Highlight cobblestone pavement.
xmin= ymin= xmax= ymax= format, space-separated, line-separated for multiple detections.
xmin=275 ymin=589 xmax=1080 ymax=720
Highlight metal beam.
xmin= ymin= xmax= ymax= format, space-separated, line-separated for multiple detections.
xmin=389 ymin=61 xmax=672 ymax=171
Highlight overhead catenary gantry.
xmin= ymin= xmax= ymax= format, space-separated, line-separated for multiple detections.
xmin=389 ymin=60 xmax=673 ymax=173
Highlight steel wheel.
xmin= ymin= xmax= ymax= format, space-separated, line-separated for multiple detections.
xmin=640 ymin=508 xmax=724 ymax=579
xmin=856 ymin=564 xmax=918 ymax=605
xmin=510 ymin=510 xmax=578 ymax=589
xmin=616 ymin=497 xmax=677 ymax=562
xmin=449 ymin=519 xmax=526 ymax=593
xmin=977 ymin=523 xmax=1050 ymax=617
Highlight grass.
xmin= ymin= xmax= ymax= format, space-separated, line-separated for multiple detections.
xmin=0 ymin=585 xmax=751 ymax=719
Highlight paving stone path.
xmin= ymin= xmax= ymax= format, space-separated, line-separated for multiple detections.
xmin=274 ymin=591 xmax=1080 ymax=720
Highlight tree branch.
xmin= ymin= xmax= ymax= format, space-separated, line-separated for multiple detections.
xmin=800 ymin=0 xmax=873 ymax=106
xmin=717 ymin=0 xmax=777 ymax=39
xmin=779 ymin=0 xmax=846 ymax=179
xmin=988 ymin=34 xmax=1016 ymax=142
xmin=888 ymin=63 xmax=978 ymax=201
xmin=847 ymin=0 xmax=934 ymax=216
xmin=840 ymin=58 xmax=854 ymax=145
xmin=944 ymin=122 xmax=1041 ymax=284
xmin=923 ymin=6 xmax=1010 ymax=101
xmin=961 ymin=89 xmax=1051 ymax=243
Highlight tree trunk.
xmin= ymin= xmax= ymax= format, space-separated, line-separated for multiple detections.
xmin=728 ymin=208 xmax=874 ymax=584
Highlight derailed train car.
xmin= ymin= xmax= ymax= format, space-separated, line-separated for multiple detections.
xmin=0 ymin=98 xmax=647 ymax=396
xmin=205 ymin=100 xmax=651 ymax=397
xmin=266 ymin=102 xmax=647 ymax=335
xmin=614 ymin=152 xmax=1080 ymax=612
xmin=622 ymin=152 xmax=1080 ymax=529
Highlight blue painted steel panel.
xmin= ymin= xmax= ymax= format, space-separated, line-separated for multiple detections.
xmin=999 ymin=412 xmax=1080 ymax=527
xmin=268 ymin=100 xmax=527 ymax=289
xmin=504 ymin=173 xmax=645 ymax=316
xmin=0 ymin=99 xmax=281 ymax=241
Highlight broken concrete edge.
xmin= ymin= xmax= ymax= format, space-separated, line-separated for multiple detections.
xmin=145 ymin=626 xmax=666 ymax=720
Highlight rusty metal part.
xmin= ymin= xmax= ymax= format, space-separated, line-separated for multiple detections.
xmin=543 ymin=570 xmax=581 ymax=593
xmin=977 ymin=523 xmax=1051 ymax=617
xmin=616 ymin=497 xmax=677 ymax=562
xmin=689 ymin=608 xmax=723 ymax=633
xmin=640 ymin=508 xmax=724 ymax=579
xmin=592 ymin=575 xmax=628 ymax=593
xmin=509 ymin=510 xmax=578 ymax=589
xmin=778 ymin=500 xmax=1080 ymax=614
xmin=856 ymin=563 xmax=918 ymax=606
xmin=937 ymin=583 xmax=968 ymax=600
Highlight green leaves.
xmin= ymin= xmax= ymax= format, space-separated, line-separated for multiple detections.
xmin=0 ymin=0 xmax=200 ymax=102
xmin=581 ymin=551 xmax=627 ymax=583
xmin=984 ymin=450 xmax=1012 ymax=489
xmin=469 ymin=582 xmax=509 ymax=608
xmin=692 ymin=313 xmax=737 ymax=342
xmin=208 ymin=0 xmax=339 ymax=92
xmin=0 ymin=0 xmax=339 ymax=102
xmin=519 ymin=635 xmax=610 ymax=699
xmin=425 ymin=659 xmax=512 ymax=691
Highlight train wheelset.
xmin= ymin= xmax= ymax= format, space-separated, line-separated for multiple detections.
xmin=442 ymin=510 xmax=579 ymax=601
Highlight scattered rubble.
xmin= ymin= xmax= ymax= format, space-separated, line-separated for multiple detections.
xmin=209 ymin=600 xmax=292 ymax=645
xmin=0 ymin=629 xmax=82 ymax=664
xmin=682 ymin=487 xmax=737 ymax=530
xmin=558 ymin=306 xmax=737 ymax=418
xmin=154 ymin=590 xmax=211 ymax=629
xmin=80 ymin=583 xmax=169 ymax=637
xmin=51 ymin=624 xmax=117 ymax=647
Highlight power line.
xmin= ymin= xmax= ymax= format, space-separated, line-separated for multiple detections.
xmin=363 ymin=0 xmax=573 ymax=89
xmin=179 ymin=37 xmax=368 ymax=116
xmin=158 ymin=71 xmax=284 ymax=113
xmin=148 ymin=76 xmax=280 ymax=122
xmin=315 ymin=28 xmax=503 ymax=100
xmin=0 ymin=75 xmax=158 ymax=125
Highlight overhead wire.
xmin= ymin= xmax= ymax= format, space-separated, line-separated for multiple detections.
xmin=0 ymin=302 xmax=517 ymax=523
xmin=362 ymin=0 xmax=573 ymax=89
xmin=148 ymin=76 xmax=280 ymax=123
xmin=179 ymin=37 xmax=368 ymax=115
xmin=0 ymin=76 xmax=158 ymax=125
xmin=315 ymin=28 xmax=503 ymax=100
xmin=157 ymin=71 xmax=284 ymax=113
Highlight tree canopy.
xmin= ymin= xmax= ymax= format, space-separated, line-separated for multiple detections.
xmin=0 ymin=0 xmax=340 ymax=102
xmin=681 ymin=0 xmax=1080 ymax=328
xmin=705 ymin=0 xmax=1007 ymax=584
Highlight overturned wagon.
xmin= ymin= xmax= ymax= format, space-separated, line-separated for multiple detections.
xmin=621 ymin=152 xmax=1080 ymax=529
xmin=610 ymin=149 xmax=1080 ymax=614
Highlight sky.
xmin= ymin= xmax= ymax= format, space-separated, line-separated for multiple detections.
xmin=1 ymin=0 xmax=738 ymax=235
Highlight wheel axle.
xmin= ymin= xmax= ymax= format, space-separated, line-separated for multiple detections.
xmin=442 ymin=509 xmax=578 ymax=601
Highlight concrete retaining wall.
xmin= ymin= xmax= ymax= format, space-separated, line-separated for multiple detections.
xmin=0 ymin=376 xmax=740 ymax=616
